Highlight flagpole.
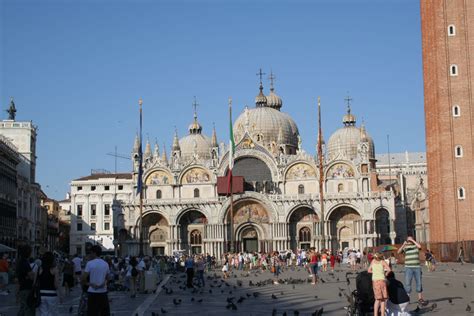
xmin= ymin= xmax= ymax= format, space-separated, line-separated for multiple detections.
xmin=229 ymin=98 xmax=235 ymax=254
xmin=138 ymin=98 xmax=144 ymax=257
xmin=317 ymin=97 xmax=326 ymax=250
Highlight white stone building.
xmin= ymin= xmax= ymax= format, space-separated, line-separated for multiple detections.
xmin=0 ymin=99 xmax=43 ymax=253
xmin=70 ymin=79 xmax=409 ymax=257
xmin=69 ymin=173 xmax=133 ymax=255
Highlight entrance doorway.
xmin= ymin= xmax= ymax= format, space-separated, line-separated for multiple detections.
xmin=152 ymin=247 xmax=165 ymax=256
xmin=191 ymin=246 xmax=202 ymax=254
xmin=341 ymin=241 xmax=349 ymax=250
xmin=241 ymin=227 xmax=259 ymax=253
xmin=244 ymin=239 xmax=258 ymax=252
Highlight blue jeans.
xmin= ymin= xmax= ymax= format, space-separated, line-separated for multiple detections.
xmin=404 ymin=267 xmax=422 ymax=294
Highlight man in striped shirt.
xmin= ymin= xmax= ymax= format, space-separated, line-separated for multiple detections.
xmin=398 ymin=236 xmax=427 ymax=306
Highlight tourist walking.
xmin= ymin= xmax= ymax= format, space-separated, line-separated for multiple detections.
xmin=398 ymin=236 xmax=427 ymax=306
xmin=0 ymin=253 xmax=9 ymax=295
xmin=184 ymin=255 xmax=195 ymax=288
xmin=368 ymin=252 xmax=391 ymax=316
xmin=63 ymin=257 xmax=75 ymax=296
xmin=458 ymin=246 xmax=465 ymax=264
xmin=16 ymin=245 xmax=36 ymax=316
xmin=309 ymin=249 xmax=319 ymax=285
xmin=196 ymin=256 xmax=205 ymax=287
xmin=72 ymin=254 xmax=83 ymax=285
xmin=37 ymin=251 xmax=61 ymax=316
xmin=81 ymin=245 xmax=110 ymax=316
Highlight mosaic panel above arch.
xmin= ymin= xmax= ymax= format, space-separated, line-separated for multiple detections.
xmin=286 ymin=163 xmax=317 ymax=180
xmin=182 ymin=168 xmax=211 ymax=184
xmin=149 ymin=228 xmax=167 ymax=242
xmin=146 ymin=170 xmax=172 ymax=185
xmin=327 ymin=163 xmax=355 ymax=179
xmin=231 ymin=201 xmax=270 ymax=225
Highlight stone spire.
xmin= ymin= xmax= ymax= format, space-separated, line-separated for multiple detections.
xmin=144 ymin=139 xmax=152 ymax=159
xmin=172 ymin=128 xmax=180 ymax=151
xmin=211 ymin=123 xmax=218 ymax=147
xmin=153 ymin=140 xmax=160 ymax=158
xmin=161 ymin=143 xmax=168 ymax=166
xmin=360 ymin=120 xmax=368 ymax=142
xmin=133 ymin=134 xmax=140 ymax=153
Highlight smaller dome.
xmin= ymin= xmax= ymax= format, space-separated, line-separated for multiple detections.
xmin=188 ymin=121 xmax=202 ymax=134
xmin=255 ymin=83 xmax=267 ymax=107
xmin=266 ymin=90 xmax=282 ymax=110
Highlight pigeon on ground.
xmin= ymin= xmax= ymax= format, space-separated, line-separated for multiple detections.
xmin=272 ymin=294 xmax=278 ymax=299
xmin=272 ymin=308 xmax=277 ymax=316
xmin=161 ymin=308 xmax=167 ymax=314
xmin=294 ymin=310 xmax=300 ymax=315
xmin=431 ymin=303 xmax=437 ymax=311
xmin=197 ymin=299 xmax=203 ymax=303
xmin=464 ymin=282 xmax=467 ymax=288
xmin=467 ymin=304 xmax=472 ymax=312
xmin=69 ymin=306 xmax=73 ymax=313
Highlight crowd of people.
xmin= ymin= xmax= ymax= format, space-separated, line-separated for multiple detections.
xmin=0 ymin=235 xmax=468 ymax=315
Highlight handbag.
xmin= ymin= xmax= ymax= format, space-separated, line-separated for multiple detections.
xmin=271 ymin=266 xmax=275 ymax=273
xmin=27 ymin=267 xmax=41 ymax=308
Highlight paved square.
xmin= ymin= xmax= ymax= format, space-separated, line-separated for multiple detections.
xmin=0 ymin=263 xmax=473 ymax=315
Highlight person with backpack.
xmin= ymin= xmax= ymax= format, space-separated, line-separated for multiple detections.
xmin=368 ymin=252 xmax=391 ymax=316
xmin=62 ymin=257 xmax=74 ymax=296
xmin=37 ymin=252 xmax=61 ymax=315
xmin=16 ymin=245 xmax=36 ymax=316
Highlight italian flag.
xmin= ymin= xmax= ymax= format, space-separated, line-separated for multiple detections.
xmin=228 ymin=98 xmax=235 ymax=195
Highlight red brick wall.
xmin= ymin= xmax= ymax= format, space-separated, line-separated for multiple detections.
xmin=421 ymin=0 xmax=474 ymax=242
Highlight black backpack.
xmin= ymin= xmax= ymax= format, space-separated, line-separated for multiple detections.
xmin=131 ymin=266 xmax=138 ymax=277
xmin=355 ymin=271 xmax=375 ymax=313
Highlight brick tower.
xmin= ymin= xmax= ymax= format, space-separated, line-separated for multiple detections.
xmin=421 ymin=0 xmax=474 ymax=242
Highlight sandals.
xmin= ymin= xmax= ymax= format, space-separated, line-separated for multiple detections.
xmin=418 ymin=298 xmax=428 ymax=306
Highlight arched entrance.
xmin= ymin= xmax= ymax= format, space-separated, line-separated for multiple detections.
xmin=240 ymin=226 xmax=259 ymax=252
xmin=141 ymin=212 xmax=169 ymax=256
xmin=328 ymin=206 xmax=362 ymax=251
xmin=226 ymin=200 xmax=270 ymax=252
xmin=178 ymin=210 xmax=207 ymax=254
xmin=288 ymin=207 xmax=319 ymax=251
xmin=375 ymin=208 xmax=391 ymax=245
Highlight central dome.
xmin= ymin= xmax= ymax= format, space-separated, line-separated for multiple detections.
xmin=233 ymin=106 xmax=299 ymax=153
xmin=179 ymin=134 xmax=212 ymax=160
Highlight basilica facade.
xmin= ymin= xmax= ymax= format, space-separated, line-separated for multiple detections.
xmin=102 ymin=81 xmax=399 ymax=258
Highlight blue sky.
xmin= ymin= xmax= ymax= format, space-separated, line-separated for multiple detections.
xmin=1 ymin=0 xmax=424 ymax=200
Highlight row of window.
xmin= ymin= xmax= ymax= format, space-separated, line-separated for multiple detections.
xmin=76 ymin=222 xmax=110 ymax=231
xmin=77 ymin=204 xmax=111 ymax=217
xmin=77 ymin=185 xmax=124 ymax=191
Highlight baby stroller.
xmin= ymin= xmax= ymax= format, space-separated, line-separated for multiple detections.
xmin=346 ymin=271 xmax=375 ymax=315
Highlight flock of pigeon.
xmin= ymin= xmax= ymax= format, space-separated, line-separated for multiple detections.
xmin=146 ymin=264 xmax=472 ymax=315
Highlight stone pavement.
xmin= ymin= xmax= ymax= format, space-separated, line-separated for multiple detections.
xmin=0 ymin=263 xmax=472 ymax=315
xmin=145 ymin=263 xmax=474 ymax=316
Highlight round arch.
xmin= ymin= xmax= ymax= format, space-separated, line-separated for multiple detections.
xmin=375 ymin=208 xmax=391 ymax=245
xmin=143 ymin=168 xmax=174 ymax=185
xmin=175 ymin=208 xmax=209 ymax=226
xmin=218 ymin=149 xmax=279 ymax=180
xmin=325 ymin=161 xmax=357 ymax=179
xmin=136 ymin=210 xmax=170 ymax=228
xmin=217 ymin=192 xmax=278 ymax=224
xmin=326 ymin=203 xmax=362 ymax=222
xmin=283 ymin=161 xmax=318 ymax=181
xmin=327 ymin=205 xmax=363 ymax=251
xmin=178 ymin=164 xmax=215 ymax=184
